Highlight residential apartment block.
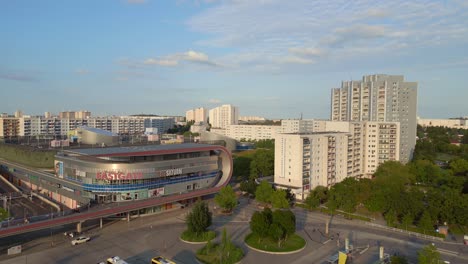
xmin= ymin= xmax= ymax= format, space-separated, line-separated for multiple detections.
xmin=330 ymin=74 xmax=417 ymax=163
xmin=211 ymin=124 xmax=283 ymax=141
xmin=274 ymin=121 xmax=400 ymax=199
xmin=186 ymin=107 xmax=208 ymax=124
xmin=418 ymin=118 xmax=468 ymax=129
xmin=239 ymin=116 xmax=266 ymax=122
xmin=208 ymin=104 xmax=239 ymax=129
xmin=59 ymin=110 xmax=91 ymax=119
xmin=0 ymin=114 xmax=175 ymax=138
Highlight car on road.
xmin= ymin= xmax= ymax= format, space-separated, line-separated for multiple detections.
xmin=71 ymin=236 xmax=91 ymax=245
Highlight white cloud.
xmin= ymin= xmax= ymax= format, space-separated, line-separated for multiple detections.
xmin=184 ymin=50 xmax=209 ymax=62
xmin=187 ymin=0 xmax=468 ymax=71
xmin=208 ymin=98 xmax=221 ymax=103
xmin=142 ymin=50 xmax=218 ymax=67
xmin=143 ymin=58 xmax=178 ymax=66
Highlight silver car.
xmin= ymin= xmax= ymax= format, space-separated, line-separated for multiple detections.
xmin=71 ymin=236 xmax=90 ymax=245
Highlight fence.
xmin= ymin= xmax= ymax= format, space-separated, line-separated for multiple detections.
xmin=363 ymin=221 xmax=445 ymax=242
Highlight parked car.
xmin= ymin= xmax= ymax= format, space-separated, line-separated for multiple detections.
xmin=71 ymin=236 xmax=90 ymax=245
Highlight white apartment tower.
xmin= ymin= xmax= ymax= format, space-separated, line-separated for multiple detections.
xmin=274 ymin=121 xmax=400 ymax=199
xmin=208 ymin=104 xmax=239 ymax=129
xmin=186 ymin=107 xmax=208 ymax=124
xmin=330 ymin=74 xmax=417 ymax=163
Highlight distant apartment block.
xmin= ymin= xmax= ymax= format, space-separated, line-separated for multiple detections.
xmin=211 ymin=124 xmax=282 ymax=141
xmin=186 ymin=107 xmax=208 ymax=124
xmin=238 ymin=116 xmax=266 ymax=122
xmin=59 ymin=110 xmax=91 ymax=119
xmin=418 ymin=118 xmax=468 ymax=129
xmin=209 ymin=104 xmax=239 ymax=129
xmin=274 ymin=121 xmax=400 ymax=199
xmin=0 ymin=114 xmax=175 ymax=138
xmin=331 ymin=74 xmax=417 ymax=163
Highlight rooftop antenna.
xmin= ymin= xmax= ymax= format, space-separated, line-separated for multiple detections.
xmin=300 ymin=112 xmax=303 ymax=120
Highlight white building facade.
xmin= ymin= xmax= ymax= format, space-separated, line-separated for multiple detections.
xmin=186 ymin=107 xmax=208 ymax=124
xmin=330 ymin=74 xmax=417 ymax=163
xmin=0 ymin=115 xmax=175 ymax=138
xmin=274 ymin=121 xmax=400 ymax=200
xmin=208 ymin=104 xmax=239 ymax=129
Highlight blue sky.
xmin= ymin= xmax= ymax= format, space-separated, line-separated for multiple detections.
xmin=1 ymin=0 xmax=467 ymax=119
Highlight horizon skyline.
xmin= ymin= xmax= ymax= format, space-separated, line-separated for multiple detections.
xmin=2 ymin=1 xmax=468 ymax=119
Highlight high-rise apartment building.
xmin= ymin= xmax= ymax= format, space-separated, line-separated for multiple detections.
xmin=274 ymin=121 xmax=400 ymax=199
xmin=186 ymin=107 xmax=208 ymax=124
xmin=330 ymin=74 xmax=417 ymax=163
xmin=208 ymin=104 xmax=239 ymax=129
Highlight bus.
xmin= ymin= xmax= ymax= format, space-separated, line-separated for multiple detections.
xmin=151 ymin=256 xmax=176 ymax=264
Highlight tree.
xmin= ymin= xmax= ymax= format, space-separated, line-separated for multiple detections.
xmin=233 ymin=156 xmax=252 ymax=181
xmin=268 ymin=223 xmax=285 ymax=247
xmin=219 ymin=228 xmax=235 ymax=263
xmin=215 ymin=185 xmax=238 ymax=213
xmin=417 ymin=244 xmax=441 ymax=264
xmin=186 ymin=201 xmax=212 ymax=235
xmin=390 ymin=255 xmax=408 ymax=264
xmin=401 ymin=213 xmax=414 ymax=229
xmin=305 ymin=186 xmax=328 ymax=208
xmin=249 ymin=149 xmax=274 ymax=179
xmin=240 ymin=180 xmax=257 ymax=197
xmin=417 ymin=211 xmax=433 ymax=232
xmin=272 ymin=209 xmax=296 ymax=239
xmin=250 ymin=209 xmax=272 ymax=240
xmin=449 ymin=158 xmax=468 ymax=176
xmin=255 ymin=181 xmax=273 ymax=204
xmin=462 ymin=130 xmax=468 ymax=145
xmin=384 ymin=209 xmax=398 ymax=227
xmin=271 ymin=189 xmax=290 ymax=209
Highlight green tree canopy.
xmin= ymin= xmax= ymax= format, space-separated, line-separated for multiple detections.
xmin=390 ymin=255 xmax=408 ymax=264
xmin=215 ymin=185 xmax=238 ymax=212
xmin=271 ymin=189 xmax=290 ymax=209
xmin=272 ymin=209 xmax=296 ymax=238
xmin=240 ymin=179 xmax=257 ymax=197
xmin=255 ymin=181 xmax=274 ymax=204
xmin=417 ymin=244 xmax=441 ymax=264
xmin=417 ymin=210 xmax=434 ymax=232
xmin=186 ymin=201 xmax=212 ymax=234
xmin=250 ymin=208 xmax=272 ymax=239
xmin=249 ymin=149 xmax=274 ymax=179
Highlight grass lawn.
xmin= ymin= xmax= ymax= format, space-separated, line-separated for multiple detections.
xmin=232 ymin=149 xmax=257 ymax=158
xmin=196 ymin=243 xmax=244 ymax=264
xmin=245 ymin=233 xmax=306 ymax=252
xmin=180 ymin=230 xmax=216 ymax=242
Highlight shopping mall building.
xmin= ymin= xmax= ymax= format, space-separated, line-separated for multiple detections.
xmin=3 ymin=143 xmax=232 ymax=211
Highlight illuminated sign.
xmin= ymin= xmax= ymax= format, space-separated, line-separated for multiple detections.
xmin=160 ymin=168 xmax=183 ymax=177
xmin=96 ymin=171 xmax=143 ymax=180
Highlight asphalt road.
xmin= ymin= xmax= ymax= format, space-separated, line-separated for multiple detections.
xmin=1 ymin=197 xmax=467 ymax=264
